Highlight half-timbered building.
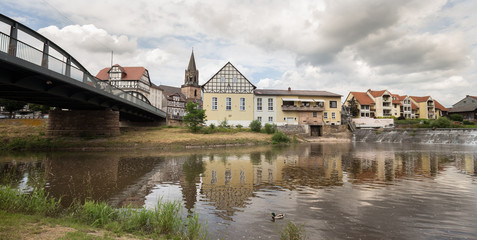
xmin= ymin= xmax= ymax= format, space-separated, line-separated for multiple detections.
xmin=202 ymin=62 xmax=256 ymax=126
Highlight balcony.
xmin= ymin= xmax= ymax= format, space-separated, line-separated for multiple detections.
xmin=281 ymin=105 xmax=324 ymax=112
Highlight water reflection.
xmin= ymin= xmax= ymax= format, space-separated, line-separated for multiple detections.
xmin=1 ymin=143 xmax=477 ymax=239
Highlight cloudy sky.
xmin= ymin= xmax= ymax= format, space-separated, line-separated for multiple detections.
xmin=1 ymin=0 xmax=476 ymax=106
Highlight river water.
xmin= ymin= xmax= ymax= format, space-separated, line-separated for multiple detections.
xmin=1 ymin=143 xmax=477 ymax=239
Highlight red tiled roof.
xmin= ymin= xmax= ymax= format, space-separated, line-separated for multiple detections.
xmin=434 ymin=100 xmax=448 ymax=111
xmin=470 ymin=96 xmax=477 ymax=100
xmin=368 ymin=90 xmax=388 ymax=97
xmin=96 ymin=65 xmax=147 ymax=81
xmin=411 ymin=102 xmax=418 ymax=110
xmin=350 ymin=92 xmax=374 ymax=105
xmin=410 ymin=96 xmax=431 ymax=103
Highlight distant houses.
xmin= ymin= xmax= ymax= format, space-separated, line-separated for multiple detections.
xmin=344 ymin=89 xmax=448 ymax=119
xmin=93 ymin=51 xmax=464 ymax=129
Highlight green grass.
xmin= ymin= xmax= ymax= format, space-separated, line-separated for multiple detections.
xmin=76 ymin=199 xmax=207 ymax=239
xmin=0 ymin=185 xmax=208 ymax=239
xmin=0 ymin=185 xmax=61 ymax=216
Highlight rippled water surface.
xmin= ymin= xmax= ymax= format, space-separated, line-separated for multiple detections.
xmin=1 ymin=143 xmax=477 ymax=239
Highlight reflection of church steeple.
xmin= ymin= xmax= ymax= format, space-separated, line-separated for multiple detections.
xmin=181 ymin=50 xmax=202 ymax=100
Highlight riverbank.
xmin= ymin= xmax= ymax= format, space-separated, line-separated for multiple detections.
xmin=0 ymin=119 xmax=273 ymax=151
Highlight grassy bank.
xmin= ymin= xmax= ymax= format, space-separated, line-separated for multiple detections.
xmin=0 ymin=185 xmax=207 ymax=239
xmin=0 ymin=119 xmax=273 ymax=151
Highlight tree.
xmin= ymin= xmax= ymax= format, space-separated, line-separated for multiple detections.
xmin=348 ymin=99 xmax=360 ymax=117
xmin=183 ymin=101 xmax=206 ymax=133
xmin=0 ymin=98 xmax=26 ymax=118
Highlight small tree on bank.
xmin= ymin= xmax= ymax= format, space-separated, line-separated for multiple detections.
xmin=183 ymin=101 xmax=206 ymax=133
xmin=348 ymin=99 xmax=360 ymax=117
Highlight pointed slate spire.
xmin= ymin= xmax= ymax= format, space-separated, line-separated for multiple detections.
xmin=187 ymin=50 xmax=197 ymax=72
xmin=184 ymin=50 xmax=199 ymax=86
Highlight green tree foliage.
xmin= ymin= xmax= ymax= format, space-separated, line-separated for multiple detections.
xmin=249 ymin=120 xmax=262 ymax=132
xmin=348 ymin=99 xmax=360 ymax=117
xmin=449 ymin=114 xmax=463 ymax=122
xmin=29 ymin=103 xmax=50 ymax=114
xmin=0 ymin=98 xmax=26 ymax=118
xmin=183 ymin=101 xmax=206 ymax=133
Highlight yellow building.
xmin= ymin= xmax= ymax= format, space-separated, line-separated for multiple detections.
xmin=254 ymin=88 xmax=342 ymax=127
xmin=202 ymin=62 xmax=256 ymax=126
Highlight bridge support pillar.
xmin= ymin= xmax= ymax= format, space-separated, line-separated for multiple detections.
xmin=47 ymin=109 xmax=120 ymax=137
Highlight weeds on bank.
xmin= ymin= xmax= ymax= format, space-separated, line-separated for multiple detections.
xmin=76 ymin=199 xmax=207 ymax=239
xmin=280 ymin=221 xmax=306 ymax=240
xmin=0 ymin=185 xmax=61 ymax=216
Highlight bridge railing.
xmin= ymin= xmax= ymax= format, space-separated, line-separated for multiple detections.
xmin=0 ymin=14 xmax=165 ymax=117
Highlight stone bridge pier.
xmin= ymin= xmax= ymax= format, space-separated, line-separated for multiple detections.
xmin=47 ymin=109 xmax=120 ymax=137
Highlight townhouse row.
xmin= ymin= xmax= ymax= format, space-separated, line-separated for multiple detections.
xmin=343 ymin=89 xmax=448 ymax=119
xmin=202 ymin=62 xmax=342 ymax=130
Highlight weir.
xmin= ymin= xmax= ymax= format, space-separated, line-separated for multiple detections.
xmin=354 ymin=128 xmax=477 ymax=145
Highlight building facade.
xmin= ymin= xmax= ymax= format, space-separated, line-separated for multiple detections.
xmin=450 ymin=95 xmax=477 ymax=121
xmin=254 ymin=88 xmax=342 ymax=126
xmin=344 ymin=89 xmax=447 ymax=119
xmin=202 ymin=62 xmax=256 ymax=126
xmin=95 ymin=64 xmax=164 ymax=110
xmin=202 ymin=62 xmax=342 ymax=130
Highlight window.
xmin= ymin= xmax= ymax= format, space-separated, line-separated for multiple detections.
xmin=268 ymin=116 xmax=273 ymax=122
xmin=240 ymin=98 xmax=245 ymax=111
xmin=324 ymin=112 xmax=328 ymax=119
xmin=332 ymin=112 xmax=336 ymax=119
xmin=212 ymin=97 xmax=217 ymax=110
xmin=313 ymin=112 xmax=317 ymax=117
xmin=268 ymin=98 xmax=273 ymax=111
xmin=226 ymin=97 xmax=231 ymax=110
xmin=233 ymin=76 xmax=238 ymax=82
xmin=220 ymin=76 xmax=225 ymax=82
xmin=257 ymin=98 xmax=262 ymax=111
xmin=257 ymin=116 xmax=262 ymax=122
xmin=330 ymin=101 xmax=337 ymax=108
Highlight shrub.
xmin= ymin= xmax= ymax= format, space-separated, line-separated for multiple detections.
xmin=431 ymin=117 xmax=451 ymax=128
xmin=219 ymin=118 xmax=230 ymax=129
xmin=209 ymin=123 xmax=215 ymax=129
xmin=264 ymin=123 xmax=278 ymax=134
xmin=271 ymin=132 xmax=290 ymax=144
xmin=249 ymin=120 xmax=262 ymax=132
xmin=236 ymin=124 xmax=243 ymax=130
xmin=397 ymin=116 xmax=405 ymax=120
xmin=449 ymin=114 xmax=463 ymax=122
xmin=463 ymin=120 xmax=475 ymax=125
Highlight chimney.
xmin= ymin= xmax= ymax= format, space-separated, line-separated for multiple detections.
xmin=288 ymin=87 xmax=291 ymax=91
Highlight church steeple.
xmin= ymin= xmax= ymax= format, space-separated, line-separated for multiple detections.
xmin=184 ymin=50 xmax=199 ymax=86
xmin=181 ymin=50 xmax=202 ymax=101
